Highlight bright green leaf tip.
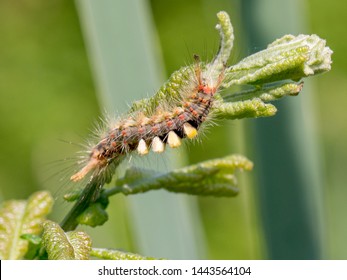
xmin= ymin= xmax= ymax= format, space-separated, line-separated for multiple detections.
xmin=206 ymin=11 xmax=234 ymax=85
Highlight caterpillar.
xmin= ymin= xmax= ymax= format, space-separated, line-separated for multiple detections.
xmin=70 ymin=58 xmax=224 ymax=183
xmin=70 ymin=12 xmax=233 ymax=184
xmin=61 ymin=10 xmax=332 ymax=231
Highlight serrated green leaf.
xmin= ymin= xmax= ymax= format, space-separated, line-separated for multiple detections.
xmin=42 ymin=220 xmax=91 ymax=260
xmin=0 ymin=191 xmax=53 ymax=259
xmin=90 ymin=248 xmax=159 ymax=260
xmin=107 ymin=155 xmax=253 ymax=197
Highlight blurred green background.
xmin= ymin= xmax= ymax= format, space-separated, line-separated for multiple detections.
xmin=0 ymin=0 xmax=345 ymax=259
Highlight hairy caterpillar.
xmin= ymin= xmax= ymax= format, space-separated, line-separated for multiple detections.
xmin=61 ymin=10 xmax=332 ymax=231
xmin=70 ymin=12 xmax=233 ymax=184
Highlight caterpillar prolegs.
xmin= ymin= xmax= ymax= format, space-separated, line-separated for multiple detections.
xmin=70 ymin=11 xmax=233 ymax=183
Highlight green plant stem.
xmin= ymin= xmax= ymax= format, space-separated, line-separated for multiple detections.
xmin=60 ymin=177 xmax=102 ymax=231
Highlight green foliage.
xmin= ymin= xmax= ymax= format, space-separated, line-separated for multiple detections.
xmin=61 ymin=154 xmax=253 ymax=231
xmin=214 ymin=97 xmax=277 ymax=120
xmin=222 ymin=34 xmax=332 ymax=87
xmin=108 ymin=154 xmax=252 ymax=197
xmin=130 ymin=14 xmax=332 ymax=125
xmin=206 ymin=11 xmax=234 ymax=83
xmin=42 ymin=220 xmax=91 ymax=260
xmin=0 ymin=11 xmax=332 ymax=260
xmin=129 ymin=11 xmax=234 ymax=115
xmin=76 ymin=202 xmax=108 ymax=228
xmin=90 ymin=248 xmax=159 ymax=260
xmin=223 ymin=82 xmax=304 ymax=103
xmin=0 ymin=191 xmax=53 ymax=259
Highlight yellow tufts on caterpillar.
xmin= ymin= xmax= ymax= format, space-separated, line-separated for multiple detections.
xmin=152 ymin=136 xmax=165 ymax=153
xmin=167 ymin=131 xmax=182 ymax=148
xmin=183 ymin=123 xmax=198 ymax=139
xmin=137 ymin=139 xmax=149 ymax=155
